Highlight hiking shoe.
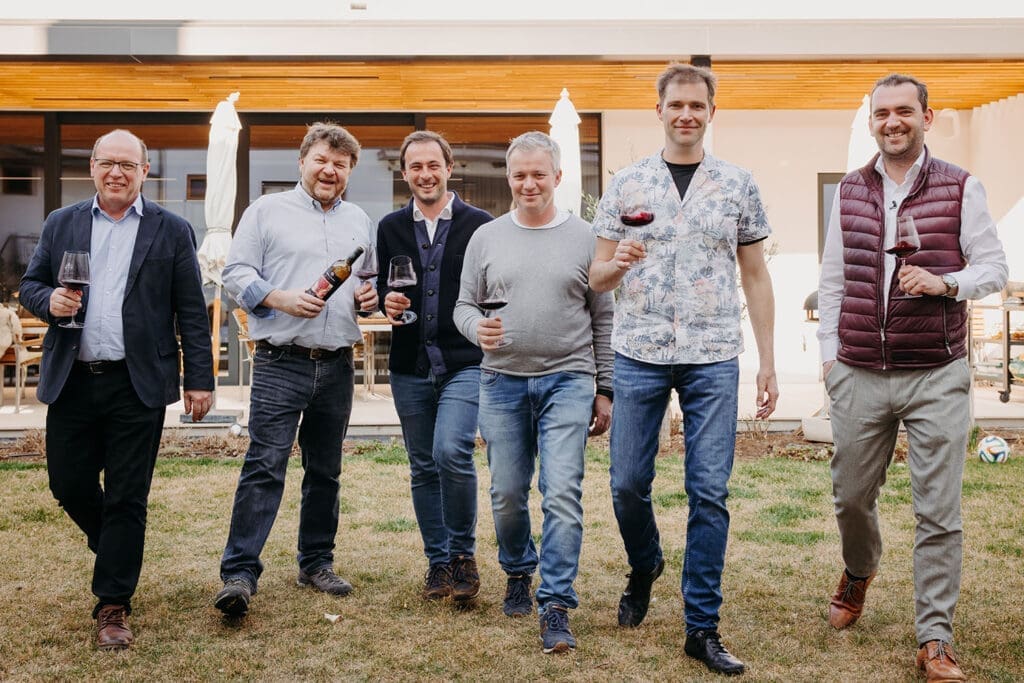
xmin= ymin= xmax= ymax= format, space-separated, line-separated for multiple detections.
xmin=539 ymin=605 xmax=576 ymax=654
xmin=684 ymin=629 xmax=745 ymax=676
xmin=503 ymin=574 xmax=534 ymax=617
xmin=618 ymin=558 xmax=665 ymax=627
xmin=297 ymin=566 xmax=353 ymax=596
xmin=214 ymin=577 xmax=253 ymax=617
xmin=450 ymin=555 xmax=481 ymax=602
xmin=423 ymin=562 xmax=453 ymax=600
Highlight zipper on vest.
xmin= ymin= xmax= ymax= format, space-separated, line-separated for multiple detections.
xmin=942 ymin=302 xmax=952 ymax=355
xmin=880 ymin=327 xmax=887 ymax=370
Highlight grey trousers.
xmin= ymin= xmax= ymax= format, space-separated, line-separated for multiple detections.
xmin=826 ymin=358 xmax=970 ymax=645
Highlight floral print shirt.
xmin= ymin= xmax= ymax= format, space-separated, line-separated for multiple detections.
xmin=592 ymin=152 xmax=771 ymax=365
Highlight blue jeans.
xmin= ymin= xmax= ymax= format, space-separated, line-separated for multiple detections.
xmin=390 ymin=367 xmax=480 ymax=565
xmin=478 ymin=370 xmax=593 ymax=611
xmin=220 ymin=346 xmax=354 ymax=588
xmin=609 ymin=353 xmax=739 ymax=633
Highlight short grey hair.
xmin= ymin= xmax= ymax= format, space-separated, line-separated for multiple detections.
xmin=505 ymin=131 xmax=561 ymax=173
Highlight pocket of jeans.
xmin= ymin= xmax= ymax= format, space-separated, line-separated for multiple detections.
xmin=253 ymin=346 xmax=284 ymax=365
xmin=479 ymin=369 xmax=500 ymax=387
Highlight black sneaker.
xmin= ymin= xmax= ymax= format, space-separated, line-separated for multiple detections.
xmin=450 ymin=555 xmax=480 ymax=602
xmin=539 ymin=605 xmax=576 ymax=654
xmin=618 ymin=558 xmax=665 ymax=627
xmin=503 ymin=574 xmax=533 ymax=617
xmin=297 ymin=566 xmax=353 ymax=596
xmin=423 ymin=562 xmax=453 ymax=600
xmin=684 ymin=629 xmax=745 ymax=676
xmin=214 ymin=577 xmax=253 ymax=617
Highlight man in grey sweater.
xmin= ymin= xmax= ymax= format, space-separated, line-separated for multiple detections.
xmin=454 ymin=131 xmax=613 ymax=654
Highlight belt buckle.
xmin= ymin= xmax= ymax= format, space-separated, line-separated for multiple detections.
xmin=308 ymin=348 xmax=326 ymax=360
xmin=84 ymin=361 xmax=105 ymax=374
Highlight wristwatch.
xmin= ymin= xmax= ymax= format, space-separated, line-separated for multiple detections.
xmin=941 ymin=274 xmax=959 ymax=298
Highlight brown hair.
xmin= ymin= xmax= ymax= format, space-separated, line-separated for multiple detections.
xmin=656 ymin=63 xmax=717 ymax=106
xmin=399 ymin=130 xmax=453 ymax=170
xmin=299 ymin=122 xmax=361 ymax=167
xmin=871 ymin=73 xmax=929 ymax=111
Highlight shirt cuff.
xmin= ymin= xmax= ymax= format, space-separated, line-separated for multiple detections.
xmin=241 ymin=280 xmax=278 ymax=319
xmin=596 ymin=387 xmax=614 ymax=402
xmin=819 ymin=339 xmax=839 ymax=364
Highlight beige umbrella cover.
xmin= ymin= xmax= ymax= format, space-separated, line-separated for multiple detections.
xmin=549 ymin=88 xmax=583 ymax=216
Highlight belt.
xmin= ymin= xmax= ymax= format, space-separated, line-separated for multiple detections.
xmin=256 ymin=341 xmax=348 ymax=360
xmin=74 ymin=359 xmax=127 ymax=374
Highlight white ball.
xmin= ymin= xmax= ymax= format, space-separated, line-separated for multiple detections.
xmin=229 ymin=424 xmax=243 ymax=437
xmin=977 ymin=435 xmax=1010 ymax=463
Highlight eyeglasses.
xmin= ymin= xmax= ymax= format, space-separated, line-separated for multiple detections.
xmin=93 ymin=158 xmax=144 ymax=173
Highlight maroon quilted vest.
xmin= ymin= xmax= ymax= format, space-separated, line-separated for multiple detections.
xmin=837 ymin=148 xmax=969 ymax=370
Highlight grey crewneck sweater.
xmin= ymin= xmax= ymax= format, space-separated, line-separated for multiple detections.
xmin=453 ymin=211 xmax=613 ymax=393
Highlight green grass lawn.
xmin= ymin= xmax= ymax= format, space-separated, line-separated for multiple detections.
xmin=1 ymin=437 xmax=1021 ymax=681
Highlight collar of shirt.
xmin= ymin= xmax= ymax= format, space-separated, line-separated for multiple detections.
xmin=510 ymin=208 xmax=570 ymax=230
xmin=874 ymin=149 xmax=925 ymax=195
xmin=413 ymin=194 xmax=454 ymax=242
xmin=91 ymin=194 xmax=145 ymax=222
xmin=296 ymin=182 xmax=343 ymax=213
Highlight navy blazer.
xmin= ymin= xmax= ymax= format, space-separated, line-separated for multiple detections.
xmin=19 ymin=197 xmax=215 ymax=408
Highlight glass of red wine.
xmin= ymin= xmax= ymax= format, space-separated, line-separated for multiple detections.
xmin=476 ymin=269 xmax=511 ymax=348
xmin=887 ymin=215 xmax=922 ymax=299
xmin=58 ymin=250 xmax=90 ymax=328
xmin=354 ymin=243 xmax=379 ymax=318
xmin=619 ymin=191 xmax=654 ymax=267
xmin=387 ymin=255 xmax=418 ymax=324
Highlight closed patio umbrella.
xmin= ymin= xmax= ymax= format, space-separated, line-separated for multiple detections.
xmin=549 ymin=88 xmax=583 ymax=216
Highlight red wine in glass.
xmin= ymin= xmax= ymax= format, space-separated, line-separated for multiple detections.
xmin=477 ymin=270 xmax=511 ymax=347
xmin=889 ymin=215 xmax=921 ymax=299
xmin=58 ymin=250 xmax=90 ymax=328
xmin=387 ymin=255 xmax=418 ymax=324
xmin=354 ymin=243 xmax=379 ymax=318
xmin=620 ymin=211 xmax=655 ymax=227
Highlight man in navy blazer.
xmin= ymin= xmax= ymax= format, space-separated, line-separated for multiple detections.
xmin=20 ymin=129 xmax=214 ymax=650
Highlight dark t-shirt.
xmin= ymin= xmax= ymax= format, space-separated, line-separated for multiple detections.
xmin=665 ymin=158 xmax=766 ymax=247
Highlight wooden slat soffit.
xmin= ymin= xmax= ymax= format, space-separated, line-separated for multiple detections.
xmin=1 ymin=60 xmax=1022 ymax=112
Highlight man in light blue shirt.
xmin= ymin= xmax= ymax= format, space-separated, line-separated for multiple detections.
xmin=215 ymin=122 xmax=378 ymax=618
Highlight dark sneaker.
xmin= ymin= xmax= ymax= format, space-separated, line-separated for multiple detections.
xmin=214 ymin=577 xmax=253 ymax=617
xmin=618 ymin=558 xmax=665 ymax=627
xmin=503 ymin=574 xmax=534 ymax=617
xmin=684 ymin=629 xmax=745 ymax=676
xmin=539 ymin=605 xmax=576 ymax=654
xmin=423 ymin=562 xmax=453 ymax=600
xmin=297 ymin=566 xmax=353 ymax=596
xmin=450 ymin=555 xmax=481 ymax=602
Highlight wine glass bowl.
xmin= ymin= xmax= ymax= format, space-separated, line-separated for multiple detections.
xmin=58 ymin=250 xmax=90 ymax=328
xmin=619 ymin=190 xmax=653 ymax=268
xmin=886 ymin=215 xmax=922 ymax=299
xmin=387 ymin=255 xmax=418 ymax=324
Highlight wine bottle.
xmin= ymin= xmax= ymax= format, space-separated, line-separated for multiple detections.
xmin=306 ymin=245 xmax=365 ymax=301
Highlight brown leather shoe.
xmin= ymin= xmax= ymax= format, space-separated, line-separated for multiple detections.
xmin=96 ymin=604 xmax=134 ymax=650
xmin=916 ymin=640 xmax=966 ymax=682
xmin=828 ymin=570 xmax=875 ymax=629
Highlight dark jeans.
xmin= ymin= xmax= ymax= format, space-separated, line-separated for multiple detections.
xmin=390 ymin=367 xmax=480 ymax=565
xmin=45 ymin=362 xmax=165 ymax=616
xmin=609 ymin=353 xmax=739 ymax=633
xmin=220 ymin=345 xmax=354 ymax=589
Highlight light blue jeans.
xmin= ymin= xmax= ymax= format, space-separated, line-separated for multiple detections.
xmin=478 ymin=369 xmax=594 ymax=611
xmin=390 ymin=367 xmax=480 ymax=565
xmin=609 ymin=353 xmax=739 ymax=633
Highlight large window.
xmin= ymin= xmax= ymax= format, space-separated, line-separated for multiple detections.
xmin=0 ymin=115 xmax=45 ymax=303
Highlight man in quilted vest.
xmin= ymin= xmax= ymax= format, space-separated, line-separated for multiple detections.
xmin=817 ymin=73 xmax=1007 ymax=682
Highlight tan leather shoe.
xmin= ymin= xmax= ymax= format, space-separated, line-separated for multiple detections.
xmin=96 ymin=604 xmax=134 ymax=651
xmin=916 ymin=640 xmax=966 ymax=682
xmin=828 ymin=570 xmax=875 ymax=629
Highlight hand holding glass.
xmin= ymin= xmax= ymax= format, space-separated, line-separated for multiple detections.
xmin=387 ymin=255 xmax=418 ymax=324
xmin=354 ymin=243 xmax=379 ymax=318
xmin=886 ymin=215 xmax=921 ymax=299
xmin=58 ymin=250 xmax=90 ymax=328
xmin=619 ymin=190 xmax=653 ymax=268
xmin=476 ymin=270 xmax=511 ymax=348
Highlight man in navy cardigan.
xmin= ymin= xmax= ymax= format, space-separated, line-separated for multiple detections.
xmin=20 ymin=129 xmax=213 ymax=650
xmin=377 ymin=131 xmax=492 ymax=603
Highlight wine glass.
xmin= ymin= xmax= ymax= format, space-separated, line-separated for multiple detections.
xmin=619 ymin=189 xmax=654 ymax=268
xmin=58 ymin=250 xmax=90 ymax=328
xmin=886 ymin=215 xmax=921 ymax=299
xmin=387 ymin=255 xmax=418 ymax=324
xmin=354 ymin=243 xmax=379 ymax=318
xmin=476 ymin=269 xmax=511 ymax=348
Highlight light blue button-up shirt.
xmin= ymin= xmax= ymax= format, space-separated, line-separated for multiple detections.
xmin=223 ymin=184 xmax=375 ymax=350
xmin=79 ymin=195 xmax=143 ymax=362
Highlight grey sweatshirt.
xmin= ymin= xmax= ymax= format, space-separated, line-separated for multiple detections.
xmin=453 ymin=211 xmax=613 ymax=394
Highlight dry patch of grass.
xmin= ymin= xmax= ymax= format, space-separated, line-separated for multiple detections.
xmin=1 ymin=433 xmax=1022 ymax=681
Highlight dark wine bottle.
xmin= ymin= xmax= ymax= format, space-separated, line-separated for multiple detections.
xmin=306 ymin=245 xmax=365 ymax=301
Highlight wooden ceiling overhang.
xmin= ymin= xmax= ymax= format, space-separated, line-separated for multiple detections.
xmin=1 ymin=59 xmax=1022 ymax=112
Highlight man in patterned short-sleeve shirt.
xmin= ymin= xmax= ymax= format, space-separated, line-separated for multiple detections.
xmin=590 ymin=63 xmax=779 ymax=676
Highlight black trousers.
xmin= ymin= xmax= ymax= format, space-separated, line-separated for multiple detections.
xmin=45 ymin=362 xmax=165 ymax=616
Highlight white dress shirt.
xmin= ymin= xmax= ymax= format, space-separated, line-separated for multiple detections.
xmin=412 ymin=193 xmax=455 ymax=243
xmin=818 ymin=150 xmax=1007 ymax=363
